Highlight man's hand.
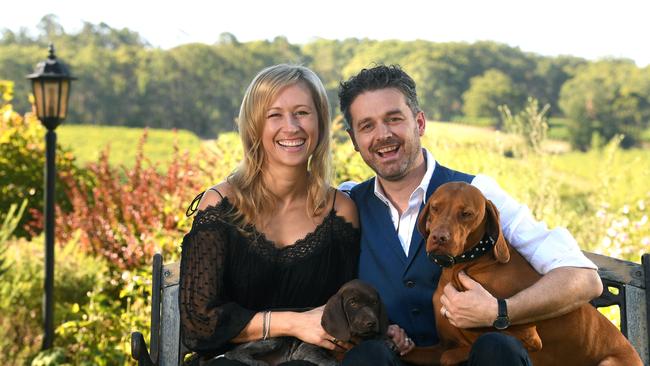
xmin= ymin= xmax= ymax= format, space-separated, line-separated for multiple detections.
xmin=439 ymin=271 xmax=497 ymax=328
xmin=440 ymin=267 xmax=603 ymax=329
xmin=386 ymin=324 xmax=415 ymax=356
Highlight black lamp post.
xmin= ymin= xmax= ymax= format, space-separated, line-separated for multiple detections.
xmin=27 ymin=43 xmax=75 ymax=351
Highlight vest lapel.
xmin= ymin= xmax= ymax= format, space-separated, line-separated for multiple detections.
xmin=366 ymin=179 xmax=408 ymax=264
xmin=403 ymin=163 xmax=449 ymax=273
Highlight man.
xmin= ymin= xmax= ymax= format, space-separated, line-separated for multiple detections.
xmin=338 ymin=65 xmax=602 ymax=366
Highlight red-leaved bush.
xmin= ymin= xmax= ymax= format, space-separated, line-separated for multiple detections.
xmin=30 ymin=130 xmax=225 ymax=270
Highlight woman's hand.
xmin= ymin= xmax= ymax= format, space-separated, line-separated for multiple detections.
xmin=386 ymin=324 xmax=415 ymax=356
xmin=288 ymin=306 xmax=348 ymax=351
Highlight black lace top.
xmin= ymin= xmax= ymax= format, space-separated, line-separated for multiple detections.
xmin=179 ymin=196 xmax=360 ymax=356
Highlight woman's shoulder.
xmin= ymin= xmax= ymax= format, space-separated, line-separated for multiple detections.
xmin=332 ymin=188 xmax=359 ymax=229
xmin=197 ymin=182 xmax=233 ymax=211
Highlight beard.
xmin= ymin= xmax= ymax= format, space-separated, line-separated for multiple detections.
xmin=364 ymin=134 xmax=423 ymax=182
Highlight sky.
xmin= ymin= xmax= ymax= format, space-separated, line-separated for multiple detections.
xmin=2 ymin=0 xmax=650 ymax=67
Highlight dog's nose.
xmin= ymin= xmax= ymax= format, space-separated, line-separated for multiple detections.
xmin=431 ymin=230 xmax=450 ymax=244
xmin=364 ymin=319 xmax=376 ymax=329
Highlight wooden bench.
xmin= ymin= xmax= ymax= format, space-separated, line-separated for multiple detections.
xmin=130 ymin=252 xmax=650 ymax=365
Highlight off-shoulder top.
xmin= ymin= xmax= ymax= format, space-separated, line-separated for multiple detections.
xmin=179 ymin=194 xmax=360 ymax=356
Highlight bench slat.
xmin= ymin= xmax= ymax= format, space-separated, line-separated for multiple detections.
xmin=160 ymin=284 xmax=181 ymax=366
xmin=626 ymin=285 xmax=649 ymax=365
xmin=584 ymin=251 xmax=645 ymax=289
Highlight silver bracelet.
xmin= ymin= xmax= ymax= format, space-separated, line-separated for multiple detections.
xmin=262 ymin=311 xmax=271 ymax=340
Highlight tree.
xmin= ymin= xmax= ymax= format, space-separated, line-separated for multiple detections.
xmin=559 ymin=60 xmax=650 ymax=150
xmin=462 ymin=69 xmax=521 ymax=127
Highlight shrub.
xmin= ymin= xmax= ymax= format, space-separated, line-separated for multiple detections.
xmin=0 ymin=236 xmax=104 ymax=366
xmin=32 ymin=129 xmax=237 ymax=271
xmin=499 ymin=97 xmax=550 ymax=155
xmin=51 ymin=265 xmax=152 ymax=365
xmin=0 ymin=80 xmax=82 ymax=238
xmin=0 ymin=199 xmax=27 ymax=276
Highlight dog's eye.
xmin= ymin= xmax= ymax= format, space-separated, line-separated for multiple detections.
xmin=347 ymin=299 xmax=358 ymax=308
xmin=430 ymin=206 xmax=439 ymax=213
xmin=460 ymin=211 xmax=473 ymax=218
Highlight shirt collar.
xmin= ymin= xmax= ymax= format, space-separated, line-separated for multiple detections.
xmin=373 ymin=148 xmax=436 ymax=206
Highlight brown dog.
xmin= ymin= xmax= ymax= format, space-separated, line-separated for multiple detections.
xmin=225 ymin=279 xmax=388 ymax=366
xmin=322 ymin=279 xmax=389 ymax=344
xmin=417 ymin=181 xmax=642 ymax=366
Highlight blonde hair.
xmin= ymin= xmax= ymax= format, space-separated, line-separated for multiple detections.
xmin=228 ymin=64 xmax=332 ymax=228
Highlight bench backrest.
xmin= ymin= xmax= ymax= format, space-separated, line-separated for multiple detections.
xmin=143 ymin=252 xmax=650 ymax=365
xmin=147 ymin=253 xmax=188 ymax=365
xmin=584 ymin=252 xmax=649 ymax=365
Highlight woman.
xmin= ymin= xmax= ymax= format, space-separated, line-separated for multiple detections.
xmin=179 ymin=64 xmax=360 ymax=365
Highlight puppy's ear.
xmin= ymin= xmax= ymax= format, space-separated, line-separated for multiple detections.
xmin=416 ymin=203 xmax=431 ymax=237
xmin=322 ymin=292 xmax=351 ymax=341
xmin=377 ymin=298 xmax=389 ymax=337
xmin=485 ymin=199 xmax=510 ymax=263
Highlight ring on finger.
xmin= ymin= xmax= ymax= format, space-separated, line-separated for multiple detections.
xmin=405 ymin=337 xmax=412 ymax=345
xmin=330 ymin=337 xmax=338 ymax=344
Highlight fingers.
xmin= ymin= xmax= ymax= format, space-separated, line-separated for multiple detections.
xmin=396 ymin=335 xmax=415 ymax=356
xmin=386 ymin=324 xmax=399 ymax=337
xmin=324 ymin=334 xmax=353 ymax=351
xmin=457 ymin=271 xmax=478 ymax=289
xmin=386 ymin=324 xmax=414 ymax=356
xmin=443 ymin=281 xmax=458 ymax=298
xmin=440 ymin=304 xmax=457 ymax=327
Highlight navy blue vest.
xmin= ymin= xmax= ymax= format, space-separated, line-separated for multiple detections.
xmin=350 ymin=163 xmax=473 ymax=346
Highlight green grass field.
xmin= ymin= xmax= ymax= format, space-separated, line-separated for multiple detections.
xmin=57 ymin=125 xmax=202 ymax=169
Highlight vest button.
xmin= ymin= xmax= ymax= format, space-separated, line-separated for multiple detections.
xmin=411 ymin=308 xmax=421 ymax=315
xmin=405 ymin=280 xmax=416 ymax=288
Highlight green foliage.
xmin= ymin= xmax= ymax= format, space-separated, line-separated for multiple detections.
xmin=0 ymin=236 xmax=104 ymax=365
xmin=30 ymin=348 xmax=68 ymax=366
xmin=500 ymin=97 xmax=550 ymax=155
xmin=4 ymin=19 xmax=648 ymax=150
xmin=462 ymin=69 xmax=522 ymax=127
xmin=0 ymin=81 xmax=82 ymax=238
xmin=0 ymin=17 xmax=625 ymax=149
xmin=559 ymin=60 xmax=650 ymax=150
xmin=52 ymin=266 xmax=152 ymax=365
xmin=0 ymin=199 xmax=27 ymax=276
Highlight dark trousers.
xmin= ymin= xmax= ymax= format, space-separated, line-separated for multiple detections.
xmin=341 ymin=333 xmax=532 ymax=366
xmin=465 ymin=333 xmax=532 ymax=366
xmin=341 ymin=340 xmax=403 ymax=366
xmin=204 ymin=358 xmax=315 ymax=365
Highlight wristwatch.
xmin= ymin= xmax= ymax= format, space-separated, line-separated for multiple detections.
xmin=492 ymin=298 xmax=510 ymax=330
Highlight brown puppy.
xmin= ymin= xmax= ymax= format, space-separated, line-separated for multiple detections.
xmin=322 ymin=279 xmax=389 ymax=343
xmin=225 ymin=280 xmax=388 ymax=366
xmin=417 ymin=181 xmax=642 ymax=366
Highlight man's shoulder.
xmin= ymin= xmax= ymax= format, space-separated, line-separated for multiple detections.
xmin=338 ymin=178 xmax=375 ymax=202
xmin=349 ymin=177 xmax=376 ymax=197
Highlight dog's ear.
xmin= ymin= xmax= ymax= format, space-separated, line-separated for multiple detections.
xmin=417 ymin=202 xmax=431 ymax=237
xmin=377 ymin=298 xmax=389 ymax=337
xmin=485 ymin=199 xmax=510 ymax=263
xmin=322 ymin=291 xmax=351 ymax=341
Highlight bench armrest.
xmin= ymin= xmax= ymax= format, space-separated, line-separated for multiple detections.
xmin=131 ymin=331 xmax=155 ymax=366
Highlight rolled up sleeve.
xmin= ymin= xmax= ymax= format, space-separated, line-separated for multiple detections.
xmin=471 ymin=174 xmax=597 ymax=274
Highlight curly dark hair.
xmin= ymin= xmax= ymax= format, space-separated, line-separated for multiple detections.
xmin=338 ymin=64 xmax=421 ymax=130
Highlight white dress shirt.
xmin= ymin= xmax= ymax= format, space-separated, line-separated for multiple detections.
xmin=340 ymin=149 xmax=596 ymax=274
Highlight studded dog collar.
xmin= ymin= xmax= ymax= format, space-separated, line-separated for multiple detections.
xmin=427 ymin=233 xmax=496 ymax=268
